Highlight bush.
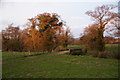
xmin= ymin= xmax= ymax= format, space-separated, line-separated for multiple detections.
xmin=91 ymin=52 xmax=107 ymax=58
xmin=107 ymin=53 xmax=120 ymax=59
xmin=91 ymin=51 xmax=120 ymax=60
xmin=92 ymin=53 xmax=98 ymax=57
xmin=97 ymin=52 xmax=107 ymax=58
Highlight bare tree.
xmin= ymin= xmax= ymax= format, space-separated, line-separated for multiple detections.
xmin=85 ymin=4 xmax=117 ymax=51
xmin=105 ymin=17 xmax=120 ymax=37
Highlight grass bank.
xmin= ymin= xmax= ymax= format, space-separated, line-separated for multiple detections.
xmin=2 ymin=49 xmax=119 ymax=78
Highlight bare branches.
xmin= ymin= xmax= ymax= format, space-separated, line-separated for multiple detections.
xmin=85 ymin=4 xmax=117 ymax=51
xmin=85 ymin=4 xmax=117 ymax=25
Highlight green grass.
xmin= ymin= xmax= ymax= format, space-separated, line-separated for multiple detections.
xmin=68 ymin=45 xmax=98 ymax=56
xmin=68 ymin=44 xmax=119 ymax=56
xmin=105 ymin=44 xmax=119 ymax=54
xmin=2 ymin=49 xmax=119 ymax=78
xmin=2 ymin=52 xmax=49 ymax=61
xmin=68 ymin=45 xmax=85 ymax=49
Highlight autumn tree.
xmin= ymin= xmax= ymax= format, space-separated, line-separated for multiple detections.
xmin=59 ymin=27 xmax=71 ymax=48
xmin=80 ymin=24 xmax=100 ymax=49
xmin=20 ymin=28 xmax=39 ymax=52
xmin=2 ymin=24 xmax=23 ymax=51
xmin=23 ymin=13 xmax=69 ymax=52
xmin=85 ymin=4 xmax=117 ymax=51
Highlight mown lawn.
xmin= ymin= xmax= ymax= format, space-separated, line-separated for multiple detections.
xmin=2 ymin=49 xmax=119 ymax=78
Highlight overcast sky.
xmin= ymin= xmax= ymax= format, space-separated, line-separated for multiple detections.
xmin=0 ymin=0 xmax=118 ymax=38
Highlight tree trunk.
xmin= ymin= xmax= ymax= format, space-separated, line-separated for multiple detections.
xmin=98 ymin=26 xmax=105 ymax=52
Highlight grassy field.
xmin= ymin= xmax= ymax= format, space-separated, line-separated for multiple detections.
xmin=2 ymin=44 xmax=119 ymax=78
xmin=68 ymin=44 xmax=119 ymax=56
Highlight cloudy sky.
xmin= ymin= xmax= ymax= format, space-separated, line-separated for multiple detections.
xmin=0 ymin=0 xmax=118 ymax=38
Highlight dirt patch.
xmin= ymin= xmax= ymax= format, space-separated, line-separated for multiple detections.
xmin=50 ymin=51 xmax=69 ymax=56
xmin=57 ymin=51 xmax=69 ymax=55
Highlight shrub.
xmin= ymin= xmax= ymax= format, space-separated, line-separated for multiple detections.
xmin=92 ymin=53 xmax=98 ymax=57
xmin=92 ymin=52 xmax=107 ymax=58
xmin=107 ymin=53 xmax=120 ymax=59
xmin=91 ymin=52 xmax=120 ymax=59
xmin=97 ymin=52 xmax=107 ymax=58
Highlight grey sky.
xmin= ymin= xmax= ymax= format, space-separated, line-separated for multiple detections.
xmin=0 ymin=0 xmax=118 ymax=38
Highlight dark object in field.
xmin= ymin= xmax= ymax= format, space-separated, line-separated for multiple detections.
xmin=69 ymin=48 xmax=83 ymax=55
